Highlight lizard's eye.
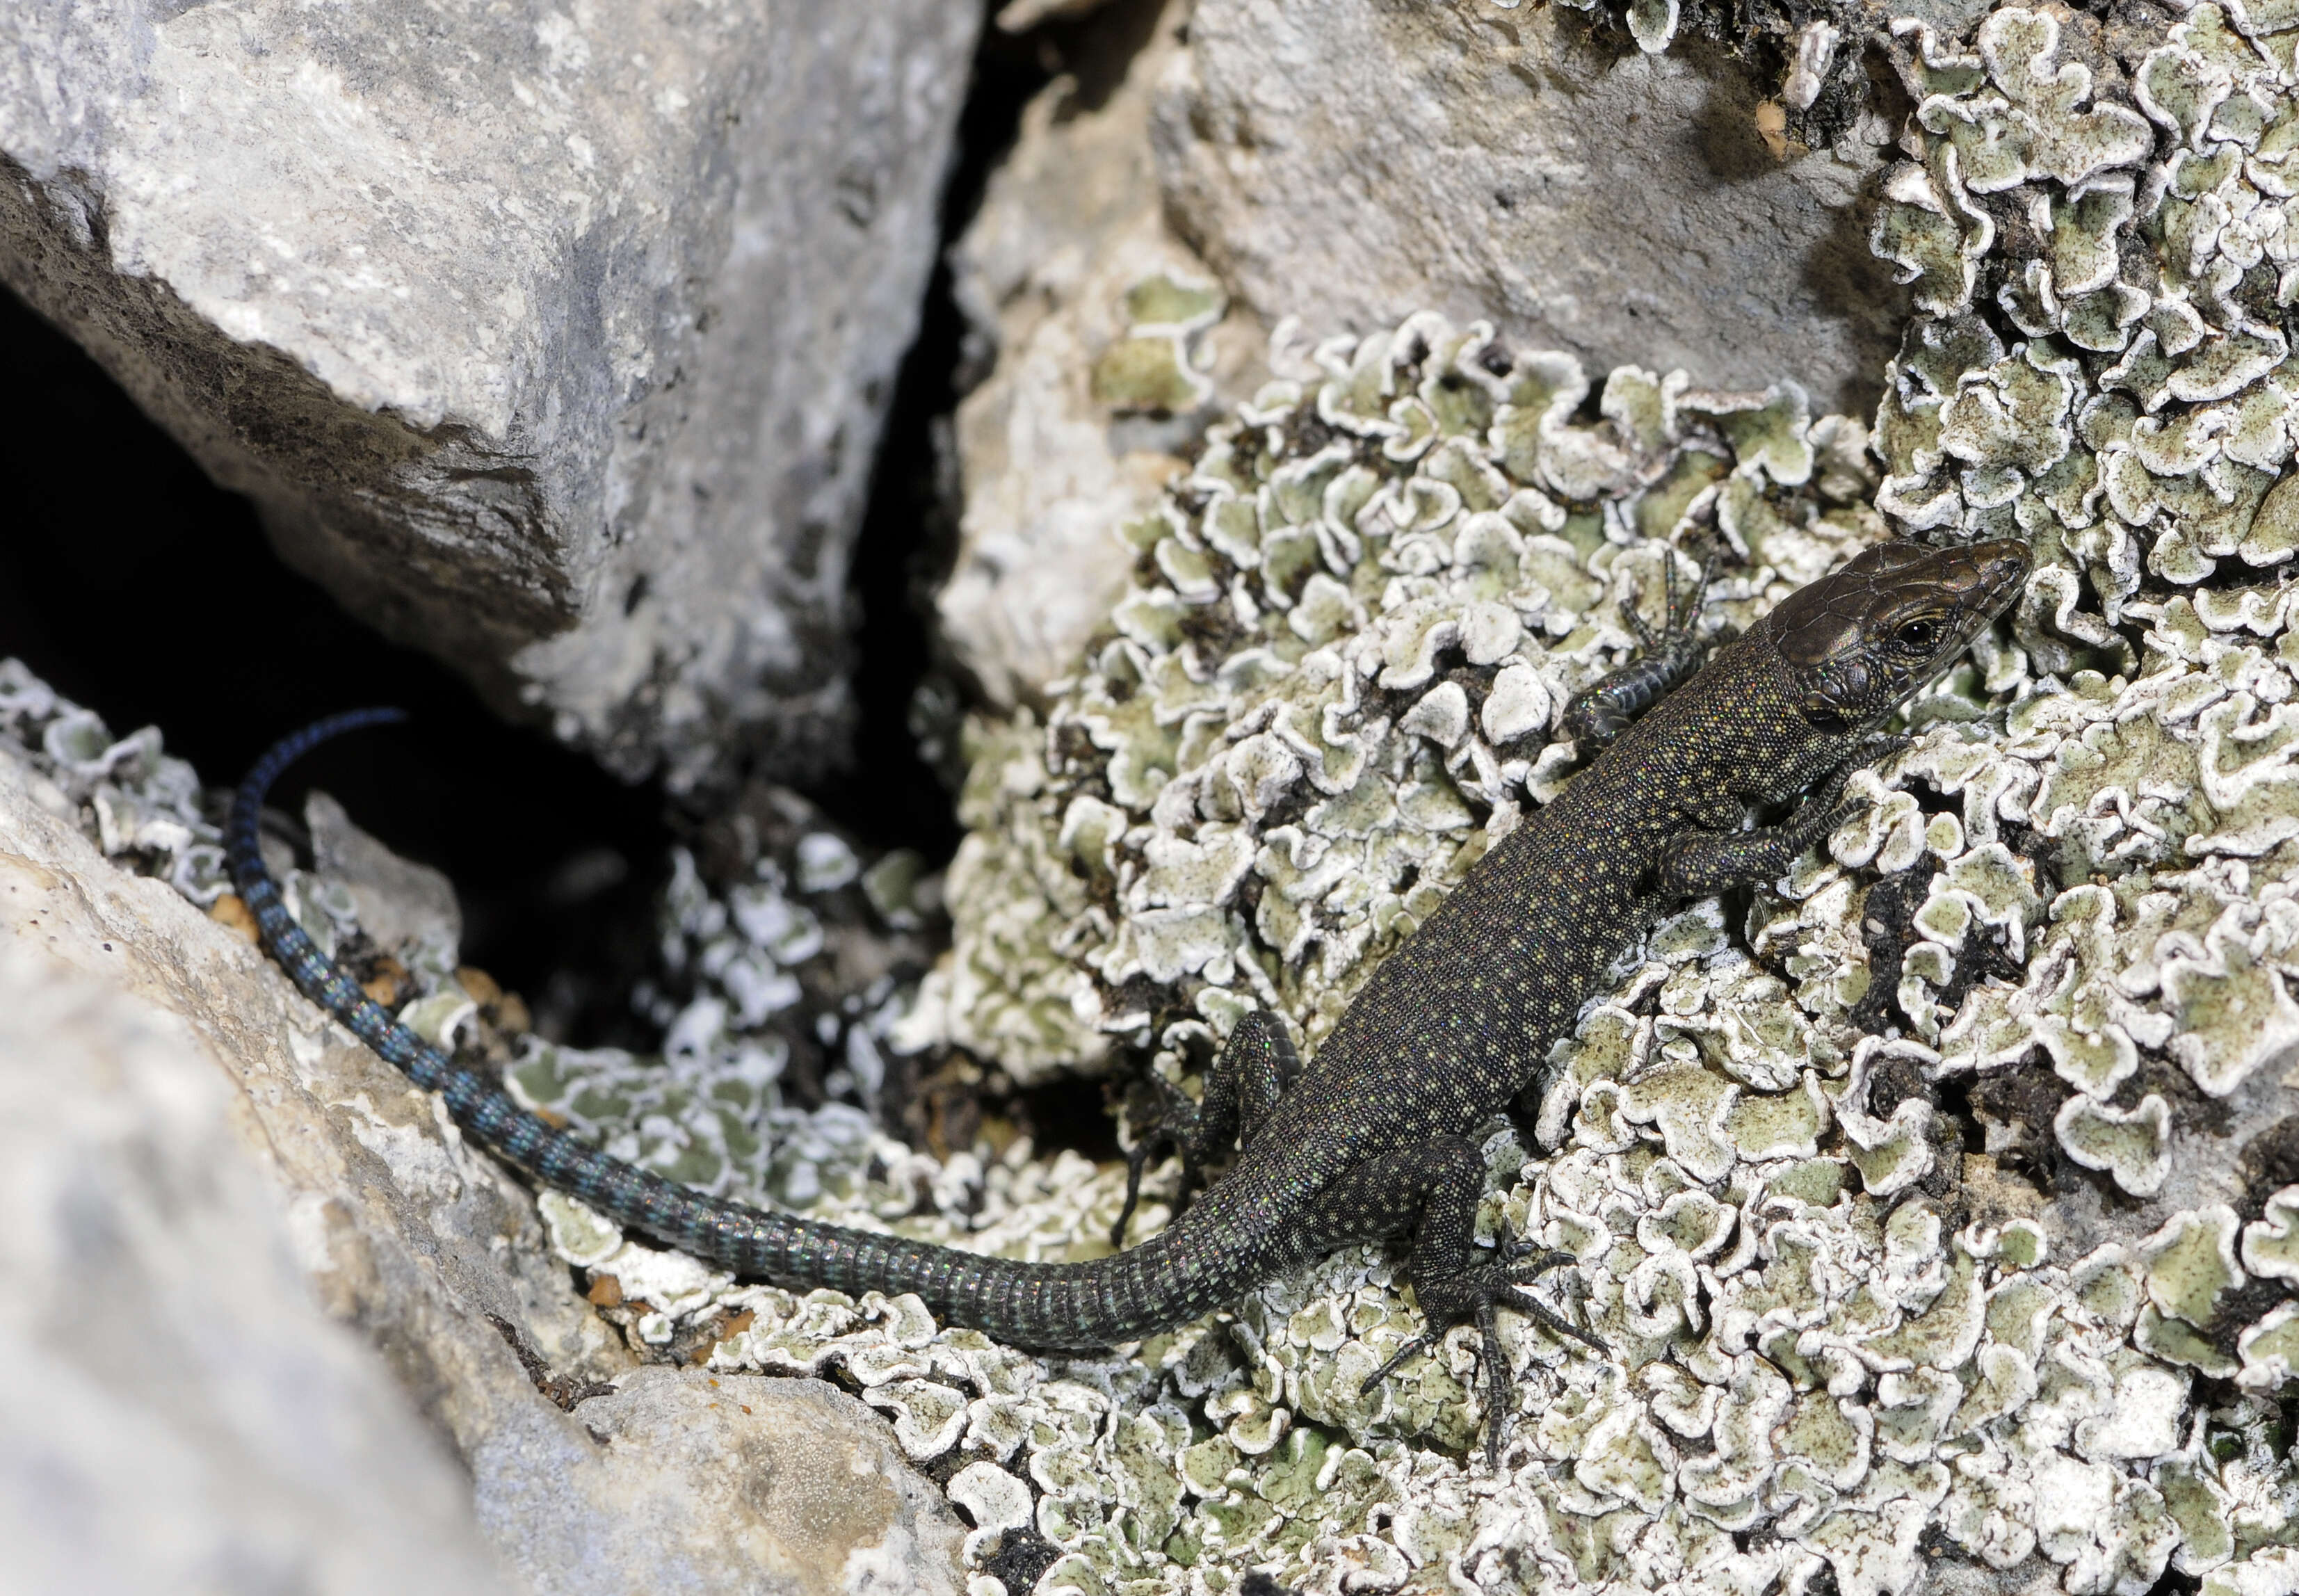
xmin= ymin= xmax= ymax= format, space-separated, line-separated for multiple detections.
xmin=1894 ymin=617 xmax=1939 ymax=650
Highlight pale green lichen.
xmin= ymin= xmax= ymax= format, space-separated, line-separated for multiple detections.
xmin=496 ymin=784 xmax=951 ymax=1212
xmin=916 ymin=309 xmax=1884 ymax=1095
xmin=873 ymin=38 xmax=2299 ymax=1563
xmin=1090 ymin=271 xmax=1227 ymax=416
xmin=0 ymin=659 xmax=231 ymax=906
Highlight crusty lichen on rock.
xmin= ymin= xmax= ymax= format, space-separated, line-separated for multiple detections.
xmin=798 ymin=164 xmax=2299 ymax=1587
xmin=917 ymin=309 xmax=1889 ymax=1098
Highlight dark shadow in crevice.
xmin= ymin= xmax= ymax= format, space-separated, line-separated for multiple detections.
xmin=817 ymin=4 xmax=1067 ymax=860
xmin=0 ymin=282 xmax=672 ymax=1010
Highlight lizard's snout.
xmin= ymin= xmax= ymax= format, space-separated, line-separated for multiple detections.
xmin=1953 ymin=538 xmax=2033 ymax=615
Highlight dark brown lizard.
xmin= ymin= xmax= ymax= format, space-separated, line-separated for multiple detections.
xmin=229 ymin=536 xmax=2031 ymax=1468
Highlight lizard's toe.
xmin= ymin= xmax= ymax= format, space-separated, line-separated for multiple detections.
xmin=1394 ymin=1252 xmax=1606 ymax=1471
xmin=1111 ymin=1075 xmax=1204 ymax=1247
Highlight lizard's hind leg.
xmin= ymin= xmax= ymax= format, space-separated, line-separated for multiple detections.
xmin=1111 ymin=1008 xmax=1300 ymax=1247
xmin=1316 ymin=1137 xmax=1606 ymax=1472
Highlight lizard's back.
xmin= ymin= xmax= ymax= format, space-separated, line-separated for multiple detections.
xmin=1206 ymin=631 xmax=1793 ymax=1237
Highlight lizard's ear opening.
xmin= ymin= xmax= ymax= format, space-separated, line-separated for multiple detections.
xmin=1797 ymin=691 xmax=1855 ymax=733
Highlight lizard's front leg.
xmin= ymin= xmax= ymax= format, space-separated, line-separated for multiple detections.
xmin=1561 ymin=547 xmax=1721 ymax=752
xmin=1654 ymin=732 xmax=1907 ymax=898
xmin=1309 ymin=1137 xmax=1605 ymax=1471
xmin=1112 ymin=1007 xmax=1302 ymax=1246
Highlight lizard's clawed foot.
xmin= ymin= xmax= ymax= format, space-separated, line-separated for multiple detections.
xmin=1791 ymin=732 xmax=1914 ymax=852
xmin=1360 ymin=1227 xmax=1607 ymax=1472
xmin=1111 ymin=1074 xmax=1206 ymax=1248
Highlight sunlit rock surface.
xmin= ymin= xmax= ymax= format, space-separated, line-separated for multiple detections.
xmin=942 ymin=0 xmax=1934 ymax=714
xmin=1153 ymin=0 xmax=1912 ymax=413
xmin=848 ymin=220 xmax=2299 ymax=1584
xmin=24 ymin=3 xmax=2299 ymax=1593
xmin=0 ymin=947 xmax=518 ymax=1596
xmin=0 ymin=1 xmax=980 ymax=794
xmin=943 ymin=0 xmax=1260 ymax=714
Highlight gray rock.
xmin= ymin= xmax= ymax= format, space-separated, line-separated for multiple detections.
xmin=0 ymin=734 xmax=964 ymax=1594
xmin=0 ymin=1 xmax=981 ymax=793
xmin=307 ymin=787 xmax=464 ymax=956
xmin=478 ymin=1368 xmax=965 ymax=1596
xmin=944 ymin=0 xmax=1263 ymax=709
xmin=0 ymin=947 xmax=518 ymax=1596
xmin=1152 ymin=0 xmax=1909 ymax=412
xmin=942 ymin=0 xmax=1914 ymax=709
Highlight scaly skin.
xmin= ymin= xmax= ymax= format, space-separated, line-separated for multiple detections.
xmin=229 ymin=537 xmax=2031 ymax=1467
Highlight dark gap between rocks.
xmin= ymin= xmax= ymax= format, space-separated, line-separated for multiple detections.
xmin=816 ymin=5 xmax=1054 ymax=863
xmin=0 ymin=281 xmax=671 ymax=1012
xmin=1021 ymin=1074 xmax=1124 ymax=1166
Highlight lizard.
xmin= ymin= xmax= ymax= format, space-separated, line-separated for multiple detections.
xmin=228 ymin=535 xmax=2031 ymax=1469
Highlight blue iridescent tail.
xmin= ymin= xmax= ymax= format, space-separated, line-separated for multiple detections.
xmin=225 ymin=715 xmax=1221 ymax=1350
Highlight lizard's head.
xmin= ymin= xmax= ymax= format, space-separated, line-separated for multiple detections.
xmin=1765 ymin=538 xmax=2032 ymax=734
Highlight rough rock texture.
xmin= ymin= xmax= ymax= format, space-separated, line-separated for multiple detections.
xmin=944 ymin=0 xmax=1936 ymax=712
xmin=492 ymin=1367 xmax=966 ymax=1596
xmin=1510 ymin=0 xmax=1995 ymax=119
xmin=944 ymin=0 xmax=1261 ymax=711
xmin=937 ymin=0 xmax=1268 ymax=713
xmin=0 ymin=1 xmax=981 ymax=793
xmin=1154 ymin=0 xmax=1913 ymax=414
xmin=0 ymin=946 xmax=519 ymax=1596
xmin=0 ymin=692 xmax=965 ymax=1595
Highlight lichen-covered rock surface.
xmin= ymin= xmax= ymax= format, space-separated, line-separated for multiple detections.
xmin=533 ymin=273 xmax=2295 ymax=1592
xmin=681 ymin=85 xmax=2299 ymax=1574
xmin=35 ymin=2 xmax=2299 ymax=1593
xmin=923 ymin=309 xmax=1890 ymax=1086
xmin=508 ymin=781 xmax=953 ymax=1227
xmin=0 ymin=1 xmax=980 ymax=794
xmin=941 ymin=0 xmax=1263 ymax=714
xmin=1479 ymin=0 xmax=1991 ymax=137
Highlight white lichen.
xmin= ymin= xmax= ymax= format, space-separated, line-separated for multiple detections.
xmin=556 ymin=272 xmax=2299 ymax=1591
xmin=842 ymin=91 xmax=2299 ymax=1577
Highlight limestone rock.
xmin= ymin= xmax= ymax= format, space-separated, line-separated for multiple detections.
xmin=482 ymin=1368 xmax=966 ymax=1596
xmin=307 ymin=787 xmax=465 ymax=956
xmin=0 ymin=731 xmax=962 ymax=1594
xmin=944 ymin=0 xmax=1262 ymax=709
xmin=0 ymin=1 xmax=981 ymax=793
xmin=1152 ymin=0 xmax=1911 ymax=413
xmin=0 ymin=946 xmax=519 ymax=1596
xmin=943 ymin=0 xmax=1919 ymax=710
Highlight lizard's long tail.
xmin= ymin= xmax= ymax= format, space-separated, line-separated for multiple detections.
xmin=228 ymin=714 xmax=1227 ymax=1350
